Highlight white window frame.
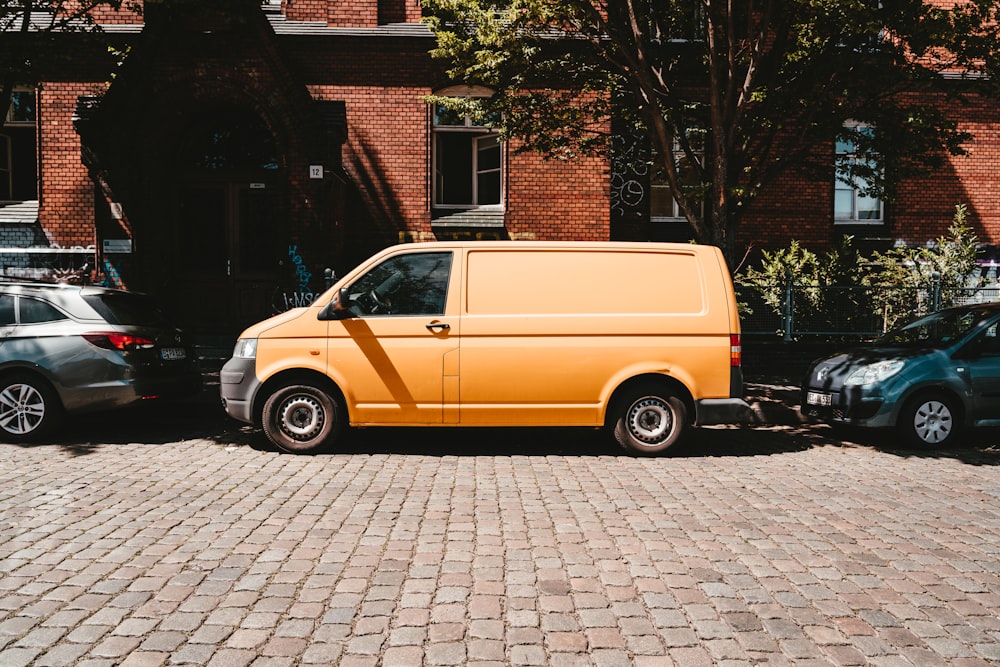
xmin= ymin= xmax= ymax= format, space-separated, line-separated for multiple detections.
xmin=650 ymin=132 xmax=703 ymax=223
xmin=432 ymin=85 xmax=503 ymax=211
xmin=835 ymin=122 xmax=883 ymax=224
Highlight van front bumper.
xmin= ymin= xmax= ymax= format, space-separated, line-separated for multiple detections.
xmin=219 ymin=356 xmax=260 ymax=425
xmin=694 ymin=398 xmax=753 ymax=425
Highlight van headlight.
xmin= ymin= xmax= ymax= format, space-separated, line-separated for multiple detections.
xmin=844 ymin=359 xmax=904 ymax=386
xmin=233 ymin=338 xmax=258 ymax=359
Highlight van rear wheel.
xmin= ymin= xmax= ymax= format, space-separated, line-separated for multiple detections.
xmin=613 ymin=388 xmax=686 ymax=455
xmin=262 ymin=384 xmax=344 ymax=454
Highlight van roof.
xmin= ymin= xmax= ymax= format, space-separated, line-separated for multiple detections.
xmin=382 ymin=240 xmax=717 ymax=252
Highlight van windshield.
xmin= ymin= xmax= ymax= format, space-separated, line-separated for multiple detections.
xmin=875 ymin=306 xmax=1000 ymax=349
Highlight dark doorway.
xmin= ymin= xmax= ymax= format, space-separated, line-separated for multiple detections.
xmin=166 ymin=107 xmax=285 ymax=334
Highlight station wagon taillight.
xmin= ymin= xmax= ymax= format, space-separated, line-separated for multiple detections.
xmin=731 ymin=334 xmax=742 ymax=367
xmin=83 ymin=332 xmax=156 ymax=351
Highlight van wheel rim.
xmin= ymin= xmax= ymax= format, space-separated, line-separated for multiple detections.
xmin=278 ymin=395 xmax=324 ymax=441
xmin=0 ymin=383 xmax=45 ymax=435
xmin=628 ymin=397 xmax=670 ymax=444
xmin=913 ymin=400 xmax=952 ymax=444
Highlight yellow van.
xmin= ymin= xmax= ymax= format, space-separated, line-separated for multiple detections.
xmin=220 ymin=241 xmax=750 ymax=455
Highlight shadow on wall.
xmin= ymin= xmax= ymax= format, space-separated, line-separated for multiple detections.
xmin=342 ymin=132 xmax=413 ymax=269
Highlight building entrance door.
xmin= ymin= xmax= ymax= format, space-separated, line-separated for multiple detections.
xmin=172 ymin=180 xmax=282 ymax=334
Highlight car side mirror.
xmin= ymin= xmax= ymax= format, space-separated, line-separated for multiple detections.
xmin=318 ymin=287 xmax=353 ymax=321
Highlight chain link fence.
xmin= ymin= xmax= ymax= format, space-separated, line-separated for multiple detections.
xmin=737 ymin=281 xmax=1000 ymax=340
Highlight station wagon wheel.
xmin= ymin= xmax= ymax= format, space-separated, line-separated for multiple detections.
xmin=900 ymin=392 xmax=958 ymax=449
xmin=262 ymin=384 xmax=344 ymax=454
xmin=0 ymin=373 xmax=64 ymax=442
xmin=613 ymin=386 xmax=687 ymax=455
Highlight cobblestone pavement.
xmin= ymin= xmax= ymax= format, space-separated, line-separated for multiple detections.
xmin=1 ymin=382 xmax=999 ymax=666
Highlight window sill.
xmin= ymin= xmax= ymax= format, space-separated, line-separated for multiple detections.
xmin=431 ymin=209 xmax=505 ymax=228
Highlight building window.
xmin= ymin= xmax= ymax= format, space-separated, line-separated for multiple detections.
xmin=1 ymin=88 xmax=37 ymax=201
xmin=650 ymin=131 xmax=704 ymax=222
xmin=432 ymin=88 xmax=502 ymax=210
xmin=835 ymin=123 xmax=883 ymax=223
xmin=5 ymin=89 xmax=36 ymax=126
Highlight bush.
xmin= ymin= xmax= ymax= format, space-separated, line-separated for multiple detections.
xmin=738 ymin=204 xmax=980 ymax=336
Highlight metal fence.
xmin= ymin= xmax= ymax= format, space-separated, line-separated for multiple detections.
xmin=737 ymin=281 xmax=1000 ymax=340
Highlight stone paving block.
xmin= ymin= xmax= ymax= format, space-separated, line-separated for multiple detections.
xmin=2 ymin=416 xmax=999 ymax=666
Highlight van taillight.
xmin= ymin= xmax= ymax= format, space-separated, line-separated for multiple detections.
xmin=83 ymin=333 xmax=156 ymax=351
xmin=730 ymin=334 xmax=742 ymax=367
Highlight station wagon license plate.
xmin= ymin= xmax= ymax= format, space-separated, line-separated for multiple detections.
xmin=160 ymin=347 xmax=186 ymax=361
xmin=806 ymin=391 xmax=832 ymax=407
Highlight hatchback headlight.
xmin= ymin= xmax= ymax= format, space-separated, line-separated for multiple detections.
xmin=233 ymin=338 xmax=258 ymax=359
xmin=844 ymin=359 xmax=904 ymax=386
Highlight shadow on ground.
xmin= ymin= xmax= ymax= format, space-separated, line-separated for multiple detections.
xmin=10 ymin=376 xmax=1000 ymax=465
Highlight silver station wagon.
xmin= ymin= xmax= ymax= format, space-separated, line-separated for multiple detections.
xmin=0 ymin=282 xmax=202 ymax=441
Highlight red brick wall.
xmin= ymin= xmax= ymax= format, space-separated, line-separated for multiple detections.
xmin=285 ymin=0 xmax=418 ymax=25
xmin=38 ymin=82 xmax=106 ymax=248
xmin=313 ymin=80 xmax=609 ymax=253
xmin=89 ymin=3 xmax=143 ymax=24
xmin=284 ymin=0 xmax=327 ymax=22
xmin=738 ymin=90 xmax=1000 ymax=255
xmin=328 ymin=0 xmax=378 ymax=27
xmin=506 ymin=143 xmax=609 ymax=241
xmin=310 ymin=83 xmax=432 ymax=255
xmin=896 ymin=93 xmax=1000 ymax=247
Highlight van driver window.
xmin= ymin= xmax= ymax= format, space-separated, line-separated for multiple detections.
xmin=345 ymin=252 xmax=452 ymax=316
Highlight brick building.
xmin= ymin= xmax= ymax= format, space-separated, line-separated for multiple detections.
xmin=2 ymin=0 xmax=999 ymax=334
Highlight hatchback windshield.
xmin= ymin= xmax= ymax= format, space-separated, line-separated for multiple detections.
xmin=876 ymin=306 xmax=1000 ymax=348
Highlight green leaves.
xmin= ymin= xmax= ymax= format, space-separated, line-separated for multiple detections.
xmin=423 ymin=0 xmax=1000 ymax=269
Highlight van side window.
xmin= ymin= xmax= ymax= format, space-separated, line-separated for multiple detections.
xmin=346 ymin=252 xmax=452 ymax=317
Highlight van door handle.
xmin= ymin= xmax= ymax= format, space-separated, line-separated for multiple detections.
xmin=426 ymin=322 xmax=450 ymax=331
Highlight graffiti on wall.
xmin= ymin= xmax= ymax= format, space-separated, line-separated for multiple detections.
xmin=273 ymin=245 xmax=326 ymax=313
xmin=610 ymin=133 xmax=649 ymax=219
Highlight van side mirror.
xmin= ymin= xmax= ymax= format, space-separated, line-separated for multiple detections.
xmin=318 ymin=287 xmax=353 ymax=320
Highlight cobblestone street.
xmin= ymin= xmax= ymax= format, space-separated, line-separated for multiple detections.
xmin=1 ymin=385 xmax=999 ymax=666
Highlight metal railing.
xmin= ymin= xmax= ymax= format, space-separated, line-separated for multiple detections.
xmin=737 ymin=280 xmax=1000 ymax=340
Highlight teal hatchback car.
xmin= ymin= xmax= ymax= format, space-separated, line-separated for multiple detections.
xmin=802 ymin=303 xmax=1000 ymax=447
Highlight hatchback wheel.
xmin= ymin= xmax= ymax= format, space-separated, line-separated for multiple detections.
xmin=612 ymin=386 xmax=687 ymax=455
xmin=262 ymin=384 xmax=344 ymax=454
xmin=900 ymin=393 xmax=958 ymax=448
xmin=0 ymin=374 xmax=63 ymax=442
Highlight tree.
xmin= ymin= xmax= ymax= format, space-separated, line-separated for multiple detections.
xmin=421 ymin=0 xmax=1000 ymax=268
xmin=0 ymin=0 xmax=139 ymax=129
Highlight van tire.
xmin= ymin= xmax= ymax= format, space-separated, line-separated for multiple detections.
xmin=262 ymin=384 xmax=344 ymax=454
xmin=613 ymin=388 xmax=686 ymax=455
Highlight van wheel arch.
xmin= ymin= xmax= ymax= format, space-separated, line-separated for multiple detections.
xmin=254 ymin=370 xmax=347 ymax=427
xmin=607 ymin=375 xmax=693 ymax=456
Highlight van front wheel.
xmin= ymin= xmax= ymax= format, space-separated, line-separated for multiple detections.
xmin=613 ymin=389 xmax=687 ymax=455
xmin=262 ymin=384 xmax=344 ymax=454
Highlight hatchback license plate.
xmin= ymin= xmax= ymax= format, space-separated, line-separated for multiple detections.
xmin=806 ymin=391 xmax=832 ymax=407
xmin=160 ymin=347 xmax=186 ymax=361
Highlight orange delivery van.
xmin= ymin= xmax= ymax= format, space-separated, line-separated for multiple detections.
xmin=219 ymin=241 xmax=751 ymax=454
